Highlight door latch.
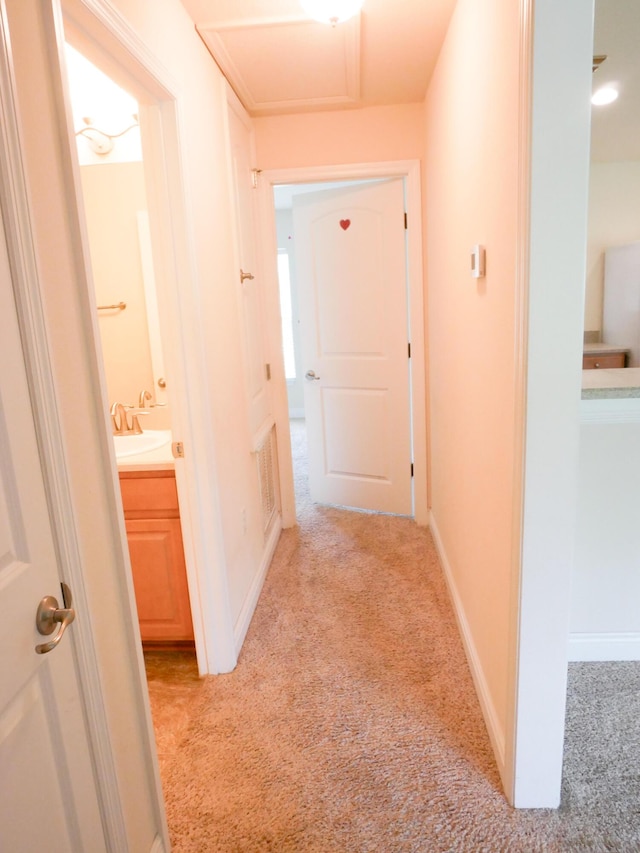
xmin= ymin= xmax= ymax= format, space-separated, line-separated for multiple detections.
xmin=35 ymin=582 xmax=75 ymax=655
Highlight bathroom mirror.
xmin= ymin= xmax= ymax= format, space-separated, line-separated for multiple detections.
xmin=66 ymin=44 xmax=170 ymax=429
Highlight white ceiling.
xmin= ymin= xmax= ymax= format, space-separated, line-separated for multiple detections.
xmin=591 ymin=0 xmax=640 ymax=162
xmin=178 ymin=0 xmax=639 ymax=162
xmin=179 ymin=0 xmax=457 ymax=116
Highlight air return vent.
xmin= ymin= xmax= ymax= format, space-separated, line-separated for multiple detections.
xmin=256 ymin=425 xmax=278 ymax=534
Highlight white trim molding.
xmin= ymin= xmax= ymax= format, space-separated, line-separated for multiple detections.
xmin=234 ymin=516 xmax=282 ymax=654
xmin=63 ymin=0 xmax=238 ymax=677
xmin=512 ymin=0 xmax=594 ymax=809
xmin=429 ymin=512 xmax=507 ymax=773
xmin=62 ymin=0 xmax=178 ymax=97
xmin=150 ymin=836 xmax=167 ymax=853
xmin=257 ymin=160 xmax=428 ymax=527
xmin=569 ymin=633 xmax=640 ymax=662
xmin=503 ymin=0 xmax=534 ymax=806
xmin=0 ymin=1 xmax=131 ymax=846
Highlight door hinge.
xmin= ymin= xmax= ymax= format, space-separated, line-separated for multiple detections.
xmin=172 ymin=441 xmax=185 ymax=459
xmin=408 ymin=342 xmax=411 ymax=358
xmin=411 ymin=462 xmax=414 ymax=477
xmin=265 ymin=363 xmax=271 ymax=380
xmin=251 ymin=168 xmax=262 ymax=189
xmin=404 ymin=212 xmax=408 ymax=230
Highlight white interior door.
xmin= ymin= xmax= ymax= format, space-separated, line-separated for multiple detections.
xmin=293 ymin=179 xmax=412 ymax=515
xmin=0 ymin=214 xmax=105 ymax=850
xmin=227 ymin=92 xmax=271 ymax=439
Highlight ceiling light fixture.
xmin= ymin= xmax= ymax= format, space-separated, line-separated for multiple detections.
xmin=591 ymin=85 xmax=619 ymax=106
xmin=300 ymin=0 xmax=364 ymax=26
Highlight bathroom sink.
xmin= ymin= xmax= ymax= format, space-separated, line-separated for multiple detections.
xmin=113 ymin=429 xmax=172 ymax=459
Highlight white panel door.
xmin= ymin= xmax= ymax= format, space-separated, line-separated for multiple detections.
xmin=227 ymin=96 xmax=271 ymax=438
xmin=293 ymin=179 xmax=412 ymax=515
xmin=0 ymin=216 xmax=105 ymax=850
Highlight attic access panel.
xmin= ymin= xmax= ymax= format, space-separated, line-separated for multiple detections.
xmin=197 ymin=15 xmax=361 ymax=115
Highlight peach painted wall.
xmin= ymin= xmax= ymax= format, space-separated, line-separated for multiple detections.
xmin=424 ymin=0 xmax=521 ymax=763
xmin=80 ymin=164 xmax=154 ymax=406
xmin=254 ymin=103 xmax=425 ymax=170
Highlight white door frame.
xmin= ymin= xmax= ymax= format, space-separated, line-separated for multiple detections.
xmin=0 ymin=0 xmax=168 ymax=846
xmin=59 ymin=0 xmax=237 ymax=674
xmin=506 ymin=0 xmax=594 ymax=807
xmin=257 ymin=160 xmax=427 ymax=527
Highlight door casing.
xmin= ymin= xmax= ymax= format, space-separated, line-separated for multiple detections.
xmin=59 ymin=0 xmax=237 ymax=675
xmin=256 ymin=161 xmax=427 ymax=527
xmin=0 ymin=0 xmax=169 ymax=845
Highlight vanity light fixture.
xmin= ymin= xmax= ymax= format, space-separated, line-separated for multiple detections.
xmin=75 ymin=114 xmax=139 ymax=155
xmin=591 ymin=85 xmax=619 ymax=106
xmin=299 ymin=0 xmax=364 ymax=26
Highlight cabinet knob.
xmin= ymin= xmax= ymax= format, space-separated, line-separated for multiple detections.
xmin=595 ymin=362 xmax=600 ymax=368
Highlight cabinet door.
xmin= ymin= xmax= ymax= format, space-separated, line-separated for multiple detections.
xmin=126 ymin=518 xmax=194 ymax=643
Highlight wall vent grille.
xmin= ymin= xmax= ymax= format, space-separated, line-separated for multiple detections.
xmin=257 ymin=426 xmax=277 ymax=534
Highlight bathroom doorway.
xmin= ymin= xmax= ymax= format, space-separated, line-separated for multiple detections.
xmin=64 ymin=44 xmax=197 ymax=655
xmin=55 ymin=13 xmax=235 ymax=678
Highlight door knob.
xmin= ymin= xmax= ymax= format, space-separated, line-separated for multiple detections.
xmin=305 ymin=370 xmax=320 ymax=381
xmin=35 ymin=582 xmax=75 ymax=655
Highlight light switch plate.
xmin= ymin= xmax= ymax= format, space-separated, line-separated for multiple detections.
xmin=471 ymin=244 xmax=486 ymax=278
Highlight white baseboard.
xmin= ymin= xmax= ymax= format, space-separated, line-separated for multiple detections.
xmin=234 ymin=515 xmax=282 ymax=655
xmin=150 ymin=835 xmax=167 ymax=853
xmin=568 ymin=632 xmax=640 ymax=661
xmin=429 ymin=511 xmax=506 ymax=773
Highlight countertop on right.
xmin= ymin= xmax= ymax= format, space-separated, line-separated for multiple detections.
xmin=581 ymin=367 xmax=640 ymax=399
xmin=583 ymin=343 xmax=630 ymax=355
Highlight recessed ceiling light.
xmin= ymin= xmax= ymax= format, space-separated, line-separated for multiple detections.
xmin=591 ymin=86 xmax=619 ymax=106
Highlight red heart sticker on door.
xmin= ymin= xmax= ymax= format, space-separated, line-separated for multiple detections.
xmin=339 ymin=219 xmax=351 ymax=231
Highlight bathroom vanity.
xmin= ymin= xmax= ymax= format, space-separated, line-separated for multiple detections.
xmin=116 ymin=438 xmax=194 ymax=648
xmin=582 ymin=343 xmax=629 ymax=370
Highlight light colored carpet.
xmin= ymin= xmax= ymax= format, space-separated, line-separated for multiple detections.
xmin=145 ymin=420 xmax=640 ymax=852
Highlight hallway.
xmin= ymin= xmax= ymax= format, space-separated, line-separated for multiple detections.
xmin=145 ymin=422 xmax=640 ymax=851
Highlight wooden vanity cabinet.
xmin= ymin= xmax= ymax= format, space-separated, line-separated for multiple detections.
xmin=119 ymin=470 xmax=194 ymax=648
xmin=582 ymin=352 xmax=627 ymax=370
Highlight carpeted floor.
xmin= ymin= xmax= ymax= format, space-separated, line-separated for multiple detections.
xmin=145 ymin=420 xmax=640 ymax=852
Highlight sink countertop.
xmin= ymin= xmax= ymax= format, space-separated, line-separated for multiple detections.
xmin=582 ymin=367 xmax=640 ymax=399
xmin=116 ymin=440 xmax=175 ymax=472
xmin=583 ymin=343 xmax=631 ymax=355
